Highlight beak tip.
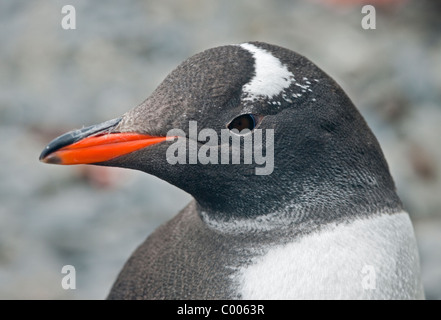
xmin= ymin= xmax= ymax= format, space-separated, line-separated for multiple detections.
xmin=39 ymin=149 xmax=62 ymax=164
xmin=39 ymin=147 xmax=49 ymax=162
xmin=38 ymin=117 xmax=124 ymax=166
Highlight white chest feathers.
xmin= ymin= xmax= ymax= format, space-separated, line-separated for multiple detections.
xmin=235 ymin=212 xmax=424 ymax=299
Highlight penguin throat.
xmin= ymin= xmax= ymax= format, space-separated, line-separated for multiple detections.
xmin=195 ymin=184 xmax=403 ymax=234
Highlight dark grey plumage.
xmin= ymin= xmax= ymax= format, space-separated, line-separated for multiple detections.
xmin=40 ymin=42 xmax=422 ymax=299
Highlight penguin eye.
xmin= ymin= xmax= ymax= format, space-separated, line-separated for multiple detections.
xmin=227 ymin=114 xmax=257 ymax=132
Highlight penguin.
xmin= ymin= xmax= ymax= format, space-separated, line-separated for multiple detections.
xmin=40 ymin=42 xmax=424 ymax=299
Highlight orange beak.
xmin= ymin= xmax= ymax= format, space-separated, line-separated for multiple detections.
xmin=39 ymin=118 xmax=169 ymax=165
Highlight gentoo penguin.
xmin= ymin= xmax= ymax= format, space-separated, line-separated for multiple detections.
xmin=40 ymin=42 xmax=424 ymax=299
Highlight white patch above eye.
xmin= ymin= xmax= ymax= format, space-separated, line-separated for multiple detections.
xmin=239 ymin=43 xmax=295 ymax=102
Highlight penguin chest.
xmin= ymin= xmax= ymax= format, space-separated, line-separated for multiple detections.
xmin=235 ymin=212 xmax=424 ymax=299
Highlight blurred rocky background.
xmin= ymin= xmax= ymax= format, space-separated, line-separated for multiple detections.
xmin=0 ymin=0 xmax=440 ymax=299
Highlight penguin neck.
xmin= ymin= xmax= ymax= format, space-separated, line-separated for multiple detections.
xmin=194 ymin=170 xmax=403 ymax=233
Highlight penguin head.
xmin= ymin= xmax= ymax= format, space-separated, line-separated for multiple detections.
xmin=40 ymin=42 xmax=401 ymax=222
